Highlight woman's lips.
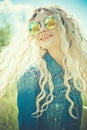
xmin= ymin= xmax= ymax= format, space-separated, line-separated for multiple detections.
xmin=40 ymin=34 xmax=53 ymax=42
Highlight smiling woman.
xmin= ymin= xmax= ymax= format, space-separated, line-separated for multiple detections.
xmin=0 ymin=4 xmax=87 ymax=130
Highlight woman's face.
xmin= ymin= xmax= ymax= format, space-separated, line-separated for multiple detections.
xmin=30 ymin=11 xmax=62 ymax=50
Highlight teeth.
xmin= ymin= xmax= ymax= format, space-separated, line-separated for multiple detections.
xmin=41 ymin=35 xmax=52 ymax=40
xmin=42 ymin=36 xmax=49 ymax=40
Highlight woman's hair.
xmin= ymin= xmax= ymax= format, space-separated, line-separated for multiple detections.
xmin=0 ymin=5 xmax=87 ymax=119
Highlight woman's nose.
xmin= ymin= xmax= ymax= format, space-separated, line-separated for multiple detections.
xmin=40 ymin=23 xmax=47 ymax=33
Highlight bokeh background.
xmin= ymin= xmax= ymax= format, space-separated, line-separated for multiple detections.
xmin=0 ymin=0 xmax=87 ymax=130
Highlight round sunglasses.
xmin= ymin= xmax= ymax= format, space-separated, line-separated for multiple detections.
xmin=29 ymin=15 xmax=58 ymax=35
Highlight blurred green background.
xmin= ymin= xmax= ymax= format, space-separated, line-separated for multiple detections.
xmin=0 ymin=0 xmax=87 ymax=130
xmin=0 ymin=83 xmax=18 ymax=130
xmin=0 ymin=20 xmax=18 ymax=130
xmin=0 ymin=7 xmax=19 ymax=129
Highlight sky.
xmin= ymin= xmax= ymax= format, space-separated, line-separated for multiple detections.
xmin=11 ymin=0 xmax=87 ymax=12
xmin=0 ymin=0 xmax=87 ymax=36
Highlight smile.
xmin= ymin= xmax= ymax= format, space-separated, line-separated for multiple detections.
xmin=40 ymin=34 xmax=53 ymax=42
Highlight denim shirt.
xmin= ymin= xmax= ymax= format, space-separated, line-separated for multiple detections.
xmin=17 ymin=52 xmax=82 ymax=130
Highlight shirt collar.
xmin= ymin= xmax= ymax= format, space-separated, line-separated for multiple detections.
xmin=42 ymin=52 xmax=64 ymax=77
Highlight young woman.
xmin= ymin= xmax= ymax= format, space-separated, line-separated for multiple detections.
xmin=0 ymin=5 xmax=87 ymax=130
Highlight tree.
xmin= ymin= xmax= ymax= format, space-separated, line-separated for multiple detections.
xmin=0 ymin=23 xmax=11 ymax=51
xmin=0 ymin=20 xmax=18 ymax=130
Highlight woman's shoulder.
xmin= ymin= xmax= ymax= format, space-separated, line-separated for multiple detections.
xmin=20 ymin=66 xmax=40 ymax=80
xmin=25 ymin=66 xmax=40 ymax=77
xmin=17 ymin=66 xmax=40 ymax=90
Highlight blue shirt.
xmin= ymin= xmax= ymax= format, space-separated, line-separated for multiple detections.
xmin=17 ymin=52 xmax=82 ymax=130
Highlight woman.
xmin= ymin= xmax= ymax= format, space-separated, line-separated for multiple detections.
xmin=0 ymin=5 xmax=87 ymax=130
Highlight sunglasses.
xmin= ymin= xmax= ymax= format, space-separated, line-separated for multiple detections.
xmin=29 ymin=15 xmax=58 ymax=35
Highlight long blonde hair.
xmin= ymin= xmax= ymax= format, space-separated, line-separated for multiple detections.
xmin=0 ymin=5 xmax=87 ymax=119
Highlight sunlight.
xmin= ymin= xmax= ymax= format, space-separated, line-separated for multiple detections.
xmin=0 ymin=0 xmax=34 ymax=36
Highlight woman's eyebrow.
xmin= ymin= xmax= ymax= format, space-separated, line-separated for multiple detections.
xmin=37 ymin=21 xmax=42 ymax=27
xmin=37 ymin=21 xmax=41 ymax=24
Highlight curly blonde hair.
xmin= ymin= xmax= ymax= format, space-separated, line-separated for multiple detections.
xmin=0 ymin=5 xmax=87 ymax=119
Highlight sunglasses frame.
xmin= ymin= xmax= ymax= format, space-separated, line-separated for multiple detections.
xmin=29 ymin=15 xmax=58 ymax=35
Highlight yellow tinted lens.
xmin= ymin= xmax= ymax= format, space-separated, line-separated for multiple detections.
xmin=45 ymin=16 xmax=57 ymax=29
xmin=29 ymin=22 xmax=40 ymax=35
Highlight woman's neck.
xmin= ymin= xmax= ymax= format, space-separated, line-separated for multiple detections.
xmin=48 ymin=46 xmax=64 ymax=68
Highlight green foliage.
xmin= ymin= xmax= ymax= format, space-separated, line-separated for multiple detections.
xmin=0 ymin=23 xmax=18 ymax=129
xmin=80 ymin=94 xmax=87 ymax=130
xmin=0 ymin=83 xmax=18 ymax=130
xmin=0 ymin=24 xmax=11 ymax=51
